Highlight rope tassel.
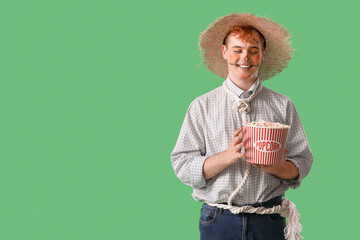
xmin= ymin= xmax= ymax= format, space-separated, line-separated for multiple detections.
xmin=281 ymin=199 xmax=303 ymax=240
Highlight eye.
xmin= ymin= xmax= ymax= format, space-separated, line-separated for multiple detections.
xmin=234 ymin=51 xmax=242 ymax=53
xmin=250 ymin=51 xmax=259 ymax=54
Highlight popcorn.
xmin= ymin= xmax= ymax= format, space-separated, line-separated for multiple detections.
xmin=244 ymin=120 xmax=289 ymax=129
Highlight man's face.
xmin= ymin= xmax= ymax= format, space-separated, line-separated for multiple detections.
xmin=222 ymin=32 xmax=264 ymax=81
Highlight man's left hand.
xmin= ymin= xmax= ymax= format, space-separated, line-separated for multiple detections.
xmin=252 ymin=149 xmax=299 ymax=180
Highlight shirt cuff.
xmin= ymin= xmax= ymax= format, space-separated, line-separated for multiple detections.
xmin=281 ymin=158 xmax=302 ymax=189
xmin=190 ymin=156 xmax=208 ymax=189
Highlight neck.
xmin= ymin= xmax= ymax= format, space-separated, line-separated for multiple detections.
xmin=228 ymin=73 xmax=258 ymax=92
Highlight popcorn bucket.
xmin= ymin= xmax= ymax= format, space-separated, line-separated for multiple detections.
xmin=243 ymin=123 xmax=289 ymax=165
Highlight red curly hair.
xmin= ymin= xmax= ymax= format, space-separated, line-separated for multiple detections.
xmin=223 ymin=25 xmax=266 ymax=50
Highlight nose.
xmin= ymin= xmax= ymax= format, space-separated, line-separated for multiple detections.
xmin=241 ymin=50 xmax=249 ymax=62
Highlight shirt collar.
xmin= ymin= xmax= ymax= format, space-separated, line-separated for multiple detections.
xmin=225 ymin=75 xmax=260 ymax=99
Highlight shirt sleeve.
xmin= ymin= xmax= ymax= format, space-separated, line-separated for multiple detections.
xmin=282 ymin=100 xmax=314 ymax=189
xmin=170 ymin=100 xmax=208 ymax=189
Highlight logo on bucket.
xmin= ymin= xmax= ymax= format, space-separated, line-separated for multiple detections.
xmin=254 ymin=140 xmax=282 ymax=153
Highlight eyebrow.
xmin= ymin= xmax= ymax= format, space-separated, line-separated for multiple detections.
xmin=232 ymin=46 xmax=260 ymax=50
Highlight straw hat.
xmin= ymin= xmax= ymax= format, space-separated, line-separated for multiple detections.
xmin=199 ymin=13 xmax=294 ymax=81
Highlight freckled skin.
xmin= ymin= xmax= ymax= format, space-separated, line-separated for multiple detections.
xmin=222 ymin=33 xmax=264 ymax=91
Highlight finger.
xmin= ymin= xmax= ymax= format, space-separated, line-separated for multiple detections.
xmin=234 ymin=142 xmax=244 ymax=151
xmin=232 ymin=132 xmax=243 ymax=142
xmin=253 ymin=164 xmax=260 ymax=168
xmin=237 ymin=153 xmax=245 ymax=159
xmin=232 ymin=134 xmax=243 ymax=145
xmin=233 ymin=128 xmax=240 ymax=138
xmin=233 ymin=127 xmax=243 ymax=138
xmin=283 ymin=149 xmax=287 ymax=162
xmin=238 ymin=133 xmax=244 ymax=141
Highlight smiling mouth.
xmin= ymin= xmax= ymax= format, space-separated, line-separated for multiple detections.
xmin=229 ymin=62 xmax=254 ymax=70
xmin=237 ymin=64 xmax=252 ymax=70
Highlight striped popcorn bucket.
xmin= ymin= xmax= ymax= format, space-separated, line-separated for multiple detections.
xmin=243 ymin=124 xmax=289 ymax=165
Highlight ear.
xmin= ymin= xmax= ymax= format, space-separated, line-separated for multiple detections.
xmin=260 ymin=48 xmax=265 ymax=62
xmin=222 ymin=45 xmax=228 ymax=60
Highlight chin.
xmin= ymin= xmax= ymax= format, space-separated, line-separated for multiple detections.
xmin=237 ymin=74 xmax=252 ymax=80
xmin=236 ymin=70 xmax=259 ymax=81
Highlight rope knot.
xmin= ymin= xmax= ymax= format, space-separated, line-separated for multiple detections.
xmin=232 ymin=99 xmax=251 ymax=113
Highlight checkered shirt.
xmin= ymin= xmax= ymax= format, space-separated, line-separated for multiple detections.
xmin=170 ymin=76 xmax=313 ymax=205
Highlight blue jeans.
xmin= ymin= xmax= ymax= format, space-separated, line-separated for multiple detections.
xmin=199 ymin=196 xmax=286 ymax=240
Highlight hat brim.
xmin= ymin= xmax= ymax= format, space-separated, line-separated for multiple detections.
xmin=199 ymin=13 xmax=294 ymax=81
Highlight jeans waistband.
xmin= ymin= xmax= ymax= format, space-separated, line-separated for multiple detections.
xmin=217 ymin=195 xmax=283 ymax=208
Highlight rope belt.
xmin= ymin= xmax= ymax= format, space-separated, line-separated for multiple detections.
xmin=204 ymin=80 xmax=303 ymax=240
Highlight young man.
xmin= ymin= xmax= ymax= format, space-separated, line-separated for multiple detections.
xmin=171 ymin=13 xmax=313 ymax=240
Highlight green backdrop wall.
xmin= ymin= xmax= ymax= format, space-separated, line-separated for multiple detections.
xmin=0 ymin=0 xmax=358 ymax=239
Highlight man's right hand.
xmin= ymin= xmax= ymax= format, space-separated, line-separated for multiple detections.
xmin=224 ymin=127 xmax=245 ymax=165
xmin=202 ymin=127 xmax=246 ymax=180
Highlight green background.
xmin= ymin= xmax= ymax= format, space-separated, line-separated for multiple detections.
xmin=0 ymin=0 xmax=358 ymax=239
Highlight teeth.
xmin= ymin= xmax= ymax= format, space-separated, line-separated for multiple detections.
xmin=239 ymin=65 xmax=250 ymax=68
